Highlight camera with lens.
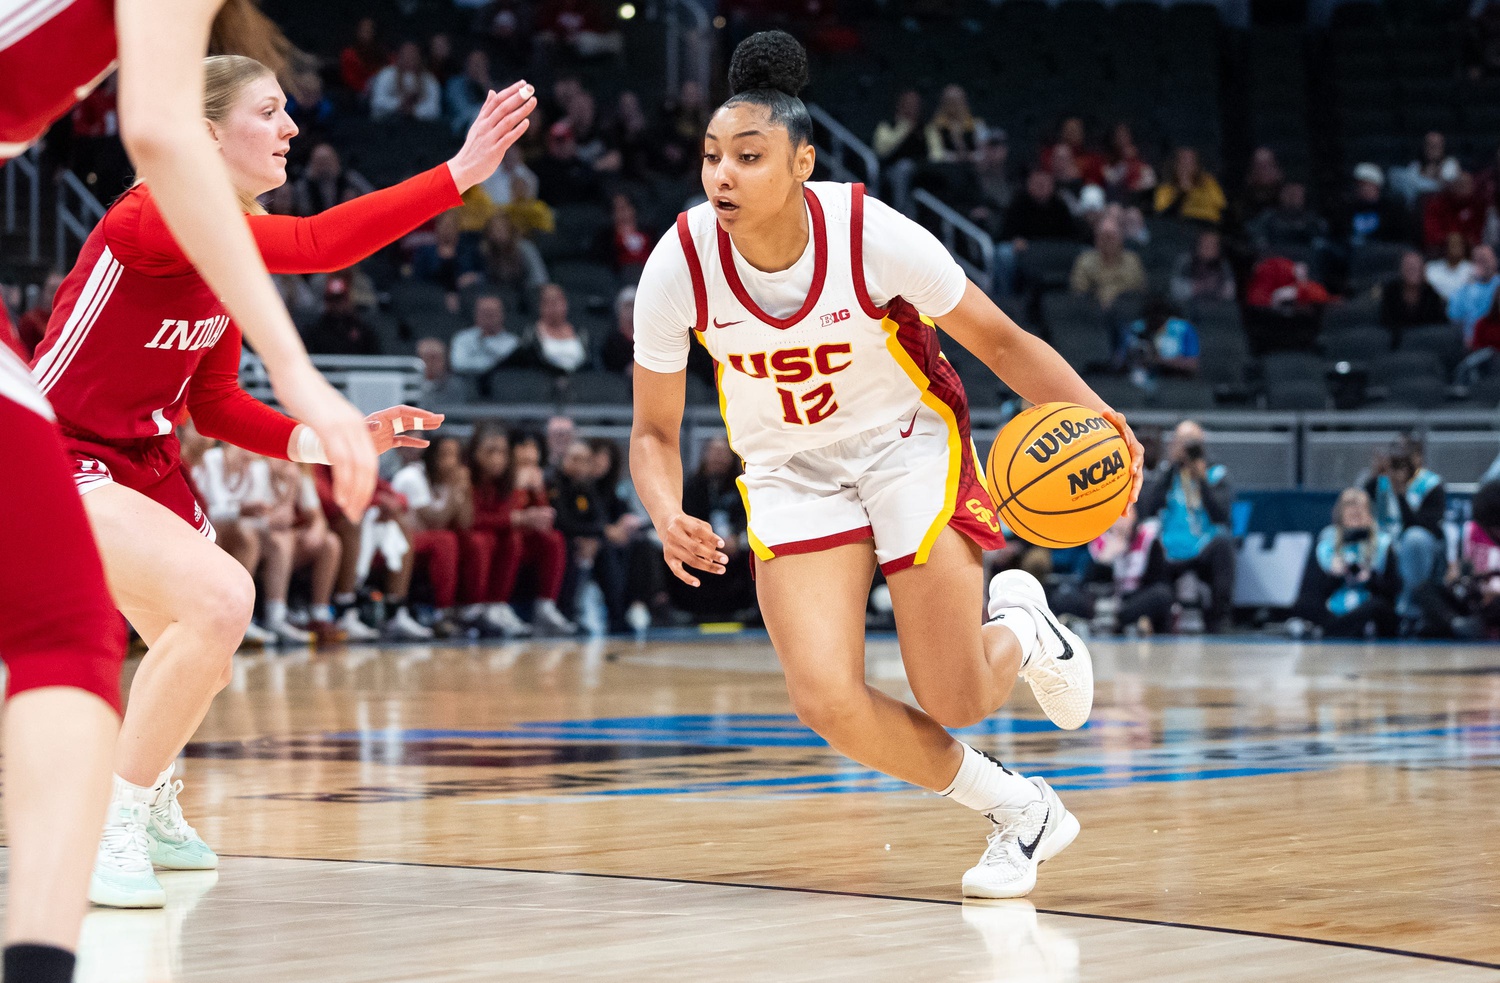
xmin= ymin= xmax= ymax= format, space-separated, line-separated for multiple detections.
xmin=1182 ymin=442 xmax=1206 ymax=462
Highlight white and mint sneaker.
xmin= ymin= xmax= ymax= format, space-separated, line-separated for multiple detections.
xmin=145 ymin=768 xmax=218 ymax=870
xmin=89 ymin=800 xmax=166 ymax=908
xmin=962 ymin=777 xmax=1080 ymax=899
xmin=988 ymin=570 xmax=1095 ymax=730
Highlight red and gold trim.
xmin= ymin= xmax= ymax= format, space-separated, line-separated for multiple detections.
xmin=717 ymin=186 xmax=828 ymax=330
xmin=676 ymin=212 xmax=708 ymax=332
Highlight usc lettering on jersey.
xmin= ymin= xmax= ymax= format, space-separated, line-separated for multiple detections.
xmin=675 ymin=181 xmax=974 ymax=472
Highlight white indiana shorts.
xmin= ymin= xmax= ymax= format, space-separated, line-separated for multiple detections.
xmin=737 ymin=401 xmax=1006 ymax=576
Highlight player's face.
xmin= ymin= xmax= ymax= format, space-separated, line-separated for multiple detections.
xmin=213 ymin=74 xmax=299 ymax=198
xmin=702 ymin=104 xmax=814 ymax=234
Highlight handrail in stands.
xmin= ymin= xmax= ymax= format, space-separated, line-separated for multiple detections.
xmin=55 ymin=169 xmax=104 ymax=271
xmin=3 ymin=147 xmax=41 ymax=263
xmin=806 ymin=104 xmax=881 ymax=190
xmin=911 ymin=188 xmax=997 ymax=294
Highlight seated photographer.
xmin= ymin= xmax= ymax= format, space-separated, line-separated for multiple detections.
xmin=1293 ymin=488 xmax=1400 ymax=638
xmin=1412 ymin=478 xmax=1500 ymax=639
xmin=1360 ymin=434 xmax=1446 ymax=633
xmin=1138 ymin=420 xmax=1237 ymax=632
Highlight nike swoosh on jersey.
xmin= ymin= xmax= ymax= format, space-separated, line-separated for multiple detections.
xmin=712 ymin=318 xmax=744 ymax=329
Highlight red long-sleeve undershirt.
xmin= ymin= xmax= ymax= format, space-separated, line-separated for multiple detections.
xmin=108 ymin=165 xmax=462 ymax=455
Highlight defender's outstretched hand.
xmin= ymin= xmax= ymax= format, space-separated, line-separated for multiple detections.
xmin=367 ymin=405 xmax=446 ymax=454
xmin=446 ymin=80 xmax=538 ymax=193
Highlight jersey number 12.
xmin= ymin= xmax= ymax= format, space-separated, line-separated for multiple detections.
xmin=777 ymin=383 xmax=839 ymax=426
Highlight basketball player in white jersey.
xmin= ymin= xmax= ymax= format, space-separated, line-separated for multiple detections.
xmin=631 ymin=31 xmax=1144 ymax=897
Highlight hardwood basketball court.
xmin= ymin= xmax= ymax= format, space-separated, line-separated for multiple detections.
xmin=6 ymin=634 xmax=1498 ymax=981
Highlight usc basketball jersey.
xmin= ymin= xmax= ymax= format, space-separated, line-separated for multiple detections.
xmin=652 ymin=181 xmax=972 ymax=469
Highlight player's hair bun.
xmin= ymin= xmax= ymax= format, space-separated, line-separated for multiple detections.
xmin=728 ymin=31 xmax=808 ymax=99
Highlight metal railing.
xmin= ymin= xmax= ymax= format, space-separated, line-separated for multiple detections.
xmin=55 ymin=169 xmax=105 ymax=271
xmin=807 ymin=104 xmax=881 ymax=189
xmin=3 ymin=147 xmax=41 ymax=263
xmin=663 ymin=0 xmax=711 ymax=106
xmin=912 ymin=188 xmax=998 ymax=294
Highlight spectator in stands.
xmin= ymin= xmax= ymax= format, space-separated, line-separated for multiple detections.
xmin=601 ymin=285 xmax=635 ymax=376
xmin=1292 ymin=488 xmax=1400 ymax=639
xmin=1103 ymin=122 xmax=1156 ymax=204
xmin=1169 ymin=230 xmax=1236 ymax=306
xmin=498 ymin=167 xmax=555 ymax=237
xmin=416 ymin=337 xmax=476 ymax=404
xmin=293 ymin=143 xmax=373 ymax=216
xmin=451 ymin=294 xmax=524 ymax=394
xmin=675 ymin=437 xmax=755 ymax=620
xmin=545 ymin=415 xmax=576 ymax=474
xmin=1069 ymin=216 xmax=1145 ymax=310
xmin=265 ymin=460 xmax=346 ymax=642
xmin=1046 ymin=142 xmax=1087 ymax=214
xmin=340 ymin=17 xmax=389 ymax=98
xmin=531 ymin=283 xmax=589 ymax=373
xmin=1389 ymin=131 xmax=1460 ymax=207
xmin=1245 ymin=256 xmax=1330 ymax=353
xmin=426 ymin=33 xmax=457 ymax=85
xmin=410 ymin=212 xmax=479 ymax=310
xmin=1335 ymin=163 xmax=1412 ymax=248
xmin=588 ymin=438 xmax=651 ymax=633
xmin=470 ymin=0 xmax=531 ymax=63
xmin=309 ymin=466 xmax=426 ymax=641
xmin=873 ymin=90 xmax=926 ymax=213
xmin=285 ymin=71 xmax=335 ymax=139
xmin=1475 ymin=145 xmax=1500 ymax=220
xmin=1139 ymin=420 xmax=1237 ymax=632
xmin=1248 ymin=182 xmax=1330 ymax=255
xmin=446 ymin=49 xmax=495 ymax=134
xmin=1042 ymin=117 xmax=1105 ymax=187
xmin=1233 ymin=146 xmax=1283 ymax=227
xmin=1361 ymin=435 xmax=1446 ymax=633
xmin=1123 ymin=295 xmax=1200 ymax=382
xmin=608 ymin=91 xmax=656 ymax=182
xmin=465 ymin=425 xmax=574 ymax=637
xmin=1427 ymin=232 xmax=1476 ymax=300
xmin=1423 ymin=170 xmax=1486 ymax=253
xmin=962 ymin=131 xmax=1014 ymax=237
xmin=369 ymin=42 xmax=442 ymax=122
xmin=14 ymin=270 xmax=64 ymax=360
xmin=550 ymin=438 xmax=610 ymax=625
xmin=660 ymin=79 xmax=711 ymax=176
xmin=1413 ymin=478 xmax=1500 ymax=639
xmin=68 ymin=75 xmax=130 ymax=196
xmin=563 ymin=90 xmax=620 ymax=173
xmin=1459 ymin=283 xmax=1500 ymax=383
xmin=1086 ymin=506 xmax=1175 ymax=635
xmin=535 ymin=0 xmax=624 ymax=59
xmin=1154 ymin=147 xmax=1226 ymax=226
xmin=925 ymin=84 xmax=986 ymax=164
xmin=594 ymin=193 xmax=654 ymax=277
xmin=304 ymin=275 xmax=382 ymax=355
xmin=1380 ymin=251 xmax=1447 ymax=343
xmin=392 ymin=436 xmax=476 ymax=637
xmin=481 ymin=153 xmax=542 ymax=208
xmin=1003 ymin=168 xmax=1078 ymax=246
xmin=479 ymin=212 xmax=548 ymax=308
xmin=538 ymin=120 xmax=600 ymax=204
xmin=1446 ymin=243 xmax=1500 ymax=343
xmin=194 ymin=445 xmax=288 ymax=645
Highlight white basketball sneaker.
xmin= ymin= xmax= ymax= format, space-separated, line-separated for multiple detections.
xmin=484 ymin=602 xmax=534 ymax=638
xmin=962 ymin=777 xmax=1080 ymax=899
xmin=533 ymin=599 xmax=578 ymax=635
xmin=145 ymin=767 xmax=218 ymax=870
xmin=89 ymin=797 xmax=166 ymax=909
xmin=336 ymin=607 xmax=381 ymax=642
xmin=988 ymin=570 xmax=1094 ymax=730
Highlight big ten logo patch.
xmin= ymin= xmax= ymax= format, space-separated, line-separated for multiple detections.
xmin=727 ymin=343 xmax=853 ymax=426
xmin=965 ymin=498 xmax=1001 ymax=533
xmin=819 ymin=309 xmax=851 ymax=327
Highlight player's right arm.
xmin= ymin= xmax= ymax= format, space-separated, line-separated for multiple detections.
xmin=114 ymin=0 xmax=374 ymax=520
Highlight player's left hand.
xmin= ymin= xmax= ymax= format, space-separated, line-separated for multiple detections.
xmin=367 ymin=406 xmax=446 ymax=455
xmin=446 ymin=80 xmax=537 ymax=193
xmin=1102 ymin=408 xmax=1144 ymax=505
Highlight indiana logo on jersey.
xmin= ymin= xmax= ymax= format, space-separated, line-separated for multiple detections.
xmin=142 ymin=315 xmax=231 ymax=353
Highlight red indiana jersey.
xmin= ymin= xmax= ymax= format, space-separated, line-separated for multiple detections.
xmin=0 ymin=0 xmax=117 ymax=159
xmin=32 ymin=165 xmax=462 ymax=455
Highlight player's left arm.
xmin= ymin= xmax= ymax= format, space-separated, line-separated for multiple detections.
xmin=938 ymin=280 xmax=1144 ymax=503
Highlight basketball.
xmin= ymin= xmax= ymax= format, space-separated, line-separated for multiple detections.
xmin=985 ymin=402 xmax=1132 ymax=549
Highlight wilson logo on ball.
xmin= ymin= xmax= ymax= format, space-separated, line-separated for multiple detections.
xmin=1024 ymin=416 xmax=1111 ymax=465
xmin=1067 ymin=449 xmax=1126 ymax=494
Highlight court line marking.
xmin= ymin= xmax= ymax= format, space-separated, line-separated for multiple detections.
xmin=217 ymin=852 xmax=1500 ymax=971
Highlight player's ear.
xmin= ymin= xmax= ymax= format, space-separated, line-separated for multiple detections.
xmin=792 ymin=141 xmax=815 ymax=183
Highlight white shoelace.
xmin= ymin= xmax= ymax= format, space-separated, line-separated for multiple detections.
xmin=153 ymin=780 xmax=201 ymax=842
xmin=101 ymin=803 xmax=154 ymax=872
xmin=1024 ymin=657 xmax=1076 ymax=697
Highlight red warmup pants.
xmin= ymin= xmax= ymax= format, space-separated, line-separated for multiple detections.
xmin=1 ymin=377 xmax=125 ymax=712
xmin=411 ymin=529 xmax=459 ymax=609
xmin=456 ymin=528 xmax=566 ymax=605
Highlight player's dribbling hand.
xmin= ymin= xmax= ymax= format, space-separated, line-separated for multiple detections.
xmin=278 ymin=368 xmax=376 ymax=522
xmin=662 ymin=512 xmax=729 ymax=587
xmin=446 ymin=80 xmax=538 ymax=193
xmin=367 ymin=405 xmax=446 ymax=454
xmin=1102 ymin=408 xmax=1145 ymax=505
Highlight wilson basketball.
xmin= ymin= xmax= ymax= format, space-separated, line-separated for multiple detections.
xmin=985 ymin=402 xmax=1131 ymax=549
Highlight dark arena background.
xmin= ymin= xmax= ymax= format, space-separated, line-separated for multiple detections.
xmin=3 ymin=0 xmax=1500 ymax=980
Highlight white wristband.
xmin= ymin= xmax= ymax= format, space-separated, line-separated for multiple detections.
xmin=291 ymin=425 xmax=330 ymax=466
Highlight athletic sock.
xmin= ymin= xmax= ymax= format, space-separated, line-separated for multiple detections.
xmin=333 ymin=592 xmax=357 ymax=612
xmin=940 ymin=744 xmax=1042 ymax=815
xmin=112 ymin=772 xmax=154 ymax=804
xmin=5 ymin=944 xmax=76 ymax=983
xmin=265 ymin=600 xmax=289 ymax=624
xmin=987 ymin=606 xmax=1040 ymax=669
xmin=312 ymin=604 xmax=336 ymax=623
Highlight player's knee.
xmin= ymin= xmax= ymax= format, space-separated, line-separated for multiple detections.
xmin=914 ymin=689 xmax=990 ymax=730
xmin=192 ymin=559 xmax=257 ymax=639
xmin=786 ymin=680 xmax=868 ymax=738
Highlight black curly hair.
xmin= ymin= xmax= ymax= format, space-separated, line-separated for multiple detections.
xmin=721 ymin=30 xmax=813 ymax=148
